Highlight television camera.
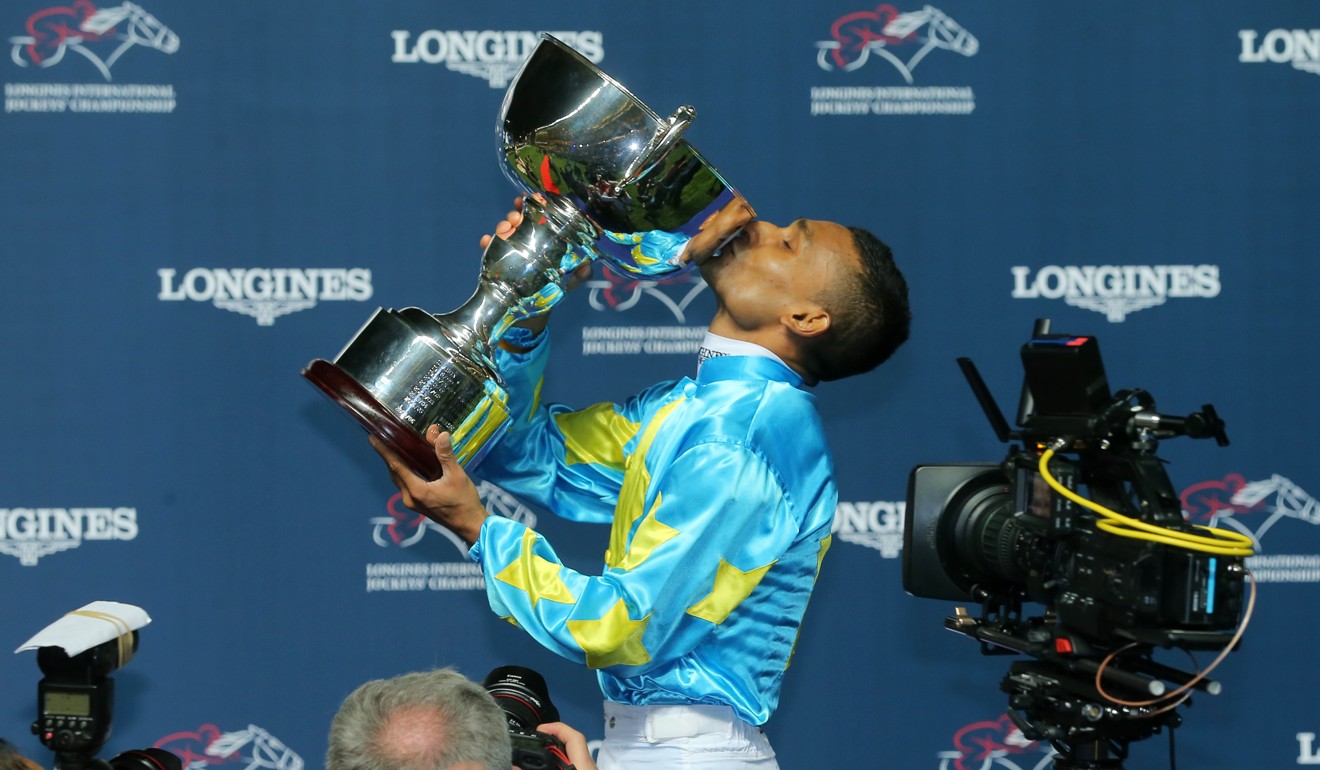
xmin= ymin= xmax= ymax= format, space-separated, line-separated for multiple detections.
xmin=904 ymin=322 xmax=1255 ymax=770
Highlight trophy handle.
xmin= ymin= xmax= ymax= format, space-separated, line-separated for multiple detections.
xmin=620 ymin=105 xmax=696 ymax=182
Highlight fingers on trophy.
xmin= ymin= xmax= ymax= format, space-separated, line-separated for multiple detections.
xmin=303 ymin=34 xmax=755 ymax=480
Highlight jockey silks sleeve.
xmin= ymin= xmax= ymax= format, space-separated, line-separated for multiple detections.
xmin=468 ymin=336 xmax=837 ymax=725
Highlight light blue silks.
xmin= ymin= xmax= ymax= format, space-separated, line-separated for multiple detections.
xmin=468 ymin=335 xmax=837 ymax=726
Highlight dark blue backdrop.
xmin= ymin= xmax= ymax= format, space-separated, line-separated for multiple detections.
xmin=3 ymin=2 xmax=1317 ymax=768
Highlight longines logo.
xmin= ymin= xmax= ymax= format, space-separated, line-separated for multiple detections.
xmin=156 ymin=267 xmax=373 ymax=326
xmin=0 ymin=506 xmax=138 ymax=566
xmin=390 ymin=29 xmax=603 ymax=88
xmin=832 ymin=499 xmax=904 ymax=558
xmin=811 ymin=4 xmax=977 ymax=116
xmin=1239 ymin=28 xmax=1320 ymax=76
xmin=1300 ymin=732 xmax=1320 ymax=765
xmin=5 ymin=1 xmax=179 ymax=113
xmin=1010 ymin=264 xmax=1221 ymax=322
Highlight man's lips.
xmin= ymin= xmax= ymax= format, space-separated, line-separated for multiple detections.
xmin=708 ymin=229 xmax=747 ymax=262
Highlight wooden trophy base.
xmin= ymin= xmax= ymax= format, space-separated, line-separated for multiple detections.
xmin=302 ymin=358 xmax=442 ymax=480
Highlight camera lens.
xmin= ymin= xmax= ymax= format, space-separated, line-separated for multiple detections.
xmin=482 ymin=666 xmax=560 ymax=731
xmin=108 ymin=748 xmax=182 ymax=770
xmin=952 ymin=483 xmax=1029 ymax=588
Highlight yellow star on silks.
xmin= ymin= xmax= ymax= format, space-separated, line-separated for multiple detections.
xmin=686 ymin=558 xmax=776 ymax=624
xmin=566 ymin=599 xmax=652 ymax=669
xmin=554 ymin=403 xmax=639 ymax=470
xmin=614 ymin=498 xmax=680 ymax=571
xmin=494 ymin=529 xmax=575 ymax=608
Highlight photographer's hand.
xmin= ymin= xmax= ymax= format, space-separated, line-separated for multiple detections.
xmin=535 ymin=722 xmax=597 ymax=770
xmin=369 ymin=426 xmax=488 ymax=545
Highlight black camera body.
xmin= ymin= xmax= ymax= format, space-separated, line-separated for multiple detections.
xmin=483 ymin=666 xmax=575 ymax=770
xmin=904 ymin=330 xmax=1246 ymax=647
xmin=508 ymin=731 xmax=572 ymax=770
xmin=905 ymin=461 xmax=1243 ymax=649
xmin=31 ymin=633 xmax=181 ymax=770
xmin=34 ymin=641 xmax=119 ymax=759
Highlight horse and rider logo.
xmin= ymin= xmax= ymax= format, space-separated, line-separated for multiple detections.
xmin=153 ymin=723 xmax=304 ymax=770
xmin=817 ymin=4 xmax=978 ymax=83
xmin=586 ymin=267 xmax=709 ymax=325
xmin=936 ymin=714 xmax=1053 ymax=770
xmin=9 ymin=0 xmax=178 ymax=81
xmin=1182 ymin=473 xmax=1318 ymax=550
xmin=372 ymin=482 xmax=537 ymax=555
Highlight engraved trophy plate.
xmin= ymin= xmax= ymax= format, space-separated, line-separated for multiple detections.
xmin=304 ymin=34 xmax=754 ymax=480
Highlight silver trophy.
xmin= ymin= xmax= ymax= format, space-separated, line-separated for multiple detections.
xmin=303 ymin=35 xmax=754 ymax=479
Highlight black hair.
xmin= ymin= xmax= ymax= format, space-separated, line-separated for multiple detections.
xmin=802 ymin=226 xmax=911 ymax=382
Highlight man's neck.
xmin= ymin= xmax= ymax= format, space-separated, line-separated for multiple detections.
xmin=696 ymin=332 xmax=787 ymax=372
xmin=704 ymin=319 xmax=812 ymax=383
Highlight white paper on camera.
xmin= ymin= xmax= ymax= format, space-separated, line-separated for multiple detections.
xmin=14 ymin=601 xmax=151 ymax=656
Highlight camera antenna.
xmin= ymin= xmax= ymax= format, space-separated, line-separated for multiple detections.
xmin=956 ymin=320 xmax=1054 ymax=444
xmin=956 ymin=357 xmax=1011 ymax=443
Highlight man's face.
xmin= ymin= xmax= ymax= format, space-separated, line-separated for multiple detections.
xmin=699 ymin=218 xmax=858 ymax=333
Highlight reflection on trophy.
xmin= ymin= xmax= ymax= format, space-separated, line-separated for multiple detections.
xmin=303 ymin=34 xmax=755 ymax=480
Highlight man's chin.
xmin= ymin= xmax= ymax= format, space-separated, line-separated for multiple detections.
xmin=697 ymin=253 xmax=727 ymax=285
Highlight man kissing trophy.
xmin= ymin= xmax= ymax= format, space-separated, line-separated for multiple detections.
xmin=303 ymin=34 xmax=754 ymax=479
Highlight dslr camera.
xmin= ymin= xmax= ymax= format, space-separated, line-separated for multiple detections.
xmin=483 ymin=666 xmax=576 ymax=770
xmin=32 ymin=632 xmax=181 ymax=770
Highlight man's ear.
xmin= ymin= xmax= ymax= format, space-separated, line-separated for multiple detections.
xmin=783 ymin=304 xmax=831 ymax=338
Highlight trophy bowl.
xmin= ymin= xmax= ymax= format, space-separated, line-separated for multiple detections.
xmin=304 ymin=34 xmax=754 ymax=480
xmin=500 ymin=34 xmax=753 ymax=273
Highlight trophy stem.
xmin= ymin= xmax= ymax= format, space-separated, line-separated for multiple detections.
xmin=434 ymin=194 xmax=598 ymax=370
xmin=434 ymin=281 xmax=518 ymax=372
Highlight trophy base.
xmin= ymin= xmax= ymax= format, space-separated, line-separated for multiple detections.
xmin=302 ymin=358 xmax=442 ymax=481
